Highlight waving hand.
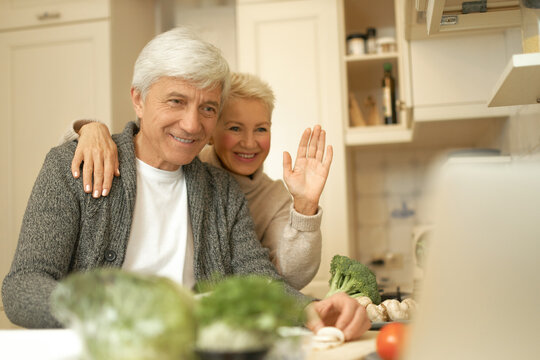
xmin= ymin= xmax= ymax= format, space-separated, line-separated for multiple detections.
xmin=283 ymin=125 xmax=333 ymax=215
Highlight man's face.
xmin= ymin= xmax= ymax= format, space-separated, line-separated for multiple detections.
xmin=132 ymin=77 xmax=221 ymax=171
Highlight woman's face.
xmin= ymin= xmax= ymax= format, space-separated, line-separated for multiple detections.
xmin=211 ymin=97 xmax=271 ymax=176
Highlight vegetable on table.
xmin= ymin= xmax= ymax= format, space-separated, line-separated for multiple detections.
xmin=325 ymin=254 xmax=381 ymax=304
xmin=376 ymin=322 xmax=409 ymax=360
xmin=50 ymin=268 xmax=196 ymax=360
xmin=195 ymin=275 xmax=305 ymax=353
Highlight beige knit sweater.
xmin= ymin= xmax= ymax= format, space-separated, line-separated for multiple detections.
xmin=199 ymin=146 xmax=322 ymax=290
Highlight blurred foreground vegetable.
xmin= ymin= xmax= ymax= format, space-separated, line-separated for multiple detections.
xmin=51 ymin=269 xmax=196 ymax=360
xmin=376 ymin=322 xmax=409 ymax=360
xmin=195 ymin=275 xmax=305 ymax=353
xmin=325 ymin=255 xmax=381 ymax=304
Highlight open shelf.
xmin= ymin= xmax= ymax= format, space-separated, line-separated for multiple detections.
xmin=345 ymin=124 xmax=412 ymax=145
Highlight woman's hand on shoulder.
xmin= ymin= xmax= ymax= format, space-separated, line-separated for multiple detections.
xmin=71 ymin=122 xmax=119 ymax=198
xmin=283 ymin=125 xmax=333 ymax=215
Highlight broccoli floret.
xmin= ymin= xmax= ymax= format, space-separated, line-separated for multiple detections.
xmin=325 ymin=255 xmax=381 ymax=304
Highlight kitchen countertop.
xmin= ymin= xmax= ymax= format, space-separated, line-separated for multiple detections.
xmin=0 ymin=329 xmax=378 ymax=360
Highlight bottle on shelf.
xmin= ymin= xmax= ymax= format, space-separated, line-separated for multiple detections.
xmin=381 ymin=62 xmax=397 ymax=125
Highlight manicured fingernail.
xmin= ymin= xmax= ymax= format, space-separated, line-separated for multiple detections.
xmin=73 ymin=171 xmax=79 ymax=177
xmin=116 ymin=169 xmax=121 ymax=176
xmin=93 ymin=190 xmax=99 ymax=198
xmin=85 ymin=184 xmax=91 ymax=192
xmin=102 ymin=189 xmax=108 ymax=196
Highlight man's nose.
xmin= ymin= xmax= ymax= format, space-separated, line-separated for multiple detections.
xmin=180 ymin=106 xmax=202 ymax=134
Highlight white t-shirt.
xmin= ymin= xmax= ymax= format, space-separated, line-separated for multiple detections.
xmin=122 ymin=159 xmax=195 ymax=288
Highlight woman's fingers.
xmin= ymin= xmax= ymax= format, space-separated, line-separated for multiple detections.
xmin=315 ymin=129 xmax=326 ymax=162
xmin=71 ymin=149 xmax=84 ymax=178
xmin=282 ymin=151 xmax=293 ymax=176
xmin=82 ymin=153 xmax=94 ymax=195
xmin=101 ymin=144 xmax=119 ymax=196
xmin=296 ymin=127 xmax=311 ymax=160
xmin=90 ymin=149 xmax=104 ymax=198
xmin=324 ymin=145 xmax=334 ymax=170
xmin=307 ymin=125 xmax=321 ymax=158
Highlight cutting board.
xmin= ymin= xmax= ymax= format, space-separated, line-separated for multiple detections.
xmin=308 ymin=331 xmax=378 ymax=360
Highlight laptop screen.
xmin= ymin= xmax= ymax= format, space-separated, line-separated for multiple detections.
xmin=404 ymin=157 xmax=540 ymax=359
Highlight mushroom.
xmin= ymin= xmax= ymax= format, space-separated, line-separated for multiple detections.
xmin=382 ymin=299 xmax=408 ymax=321
xmin=402 ymin=298 xmax=418 ymax=318
xmin=312 ymin=326 xmax=345 ymax=350
xmin=366 ymin=303 xmax=388 ymax=322
xmin=355 ymin=296 xmax=373 ymax=307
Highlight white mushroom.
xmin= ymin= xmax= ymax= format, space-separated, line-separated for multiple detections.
xmin=355 ymin=296 xmax=373 ymax=307
xmin=402 ymin=298 xmax=418 ymax=318
xmin=315 ymin=326 xmax=345 ymax=343
xmin=382 ymin=299 xmax=409 ymax=321
xmin=311 ymin=326 xmax=345 ymax=351
xmin=366 ymin=303 xmax=388 ymax=322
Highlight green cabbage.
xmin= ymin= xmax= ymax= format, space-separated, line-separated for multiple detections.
xmin=51 ymin=268 xmax=196 ymax=360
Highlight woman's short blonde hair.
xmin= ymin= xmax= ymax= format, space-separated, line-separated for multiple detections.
xmin=226 ymin=72 xmax=275 ymax=119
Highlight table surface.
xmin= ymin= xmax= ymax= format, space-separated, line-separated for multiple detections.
xmin=0 ymin=329 xmax=378 ymax=360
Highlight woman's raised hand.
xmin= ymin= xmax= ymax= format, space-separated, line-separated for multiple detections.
xmin=71 ymin=122 xmax=119 ymax=198
xmin=283 ymin=125 xmax=333 ymax=215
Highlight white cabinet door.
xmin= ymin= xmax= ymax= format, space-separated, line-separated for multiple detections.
xmin=0 ymin=21 xmax=111 ymax=292
xmin=0 ymin=0 xmax=109 ymax=31
xmin=237 ymin=0 xmax=349 ymax=295
xmin=410 ymin=31 xmax=517 ymax=121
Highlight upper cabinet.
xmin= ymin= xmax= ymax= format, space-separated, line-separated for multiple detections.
xmin=0 ymin=0 xmax=109 ymax=31
xmin=421 ymin=0 xmax=520 ymax=35
xmin=340 ymin=0 xmax=413 ymax=145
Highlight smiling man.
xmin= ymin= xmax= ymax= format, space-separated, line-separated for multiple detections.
xmin=3 ymin=27 xmax=370 ymax=340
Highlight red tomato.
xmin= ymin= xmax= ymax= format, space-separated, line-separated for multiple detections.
xmin=376 ymin=322 xmax=408 ymax=360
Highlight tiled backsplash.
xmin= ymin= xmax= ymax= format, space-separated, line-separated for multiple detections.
xmin=352 ymin=148 xmax=444 ymax=292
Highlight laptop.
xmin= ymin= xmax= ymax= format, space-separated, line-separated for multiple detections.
xmin=404 ymin=156 xmax=540 ymax=359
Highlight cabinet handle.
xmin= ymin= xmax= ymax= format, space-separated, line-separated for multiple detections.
xmin=36 ymin=11 xmax=61 ymax=21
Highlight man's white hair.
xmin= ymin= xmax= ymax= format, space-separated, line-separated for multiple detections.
xmin=132 ymin=26 xmax=230 ymax=111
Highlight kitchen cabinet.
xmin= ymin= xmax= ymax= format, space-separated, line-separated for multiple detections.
xmin=422 ymin=0 xmax=521 ymax=35
xmin=236 ymin=0 xmax=350 ymax=296
xmin=0 ymin=0 xmax=109 ymax=31
xmin=410 ymin=30 xmax=519 ymax=121
xmin=0 ymin=0 xmax=155 ymax=329
xmin=341 ymin=0 xmax=413 ymax=145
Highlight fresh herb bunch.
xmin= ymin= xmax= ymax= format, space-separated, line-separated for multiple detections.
xmin=51 ymin=268 xmax=196 ymax=360
xmin=195 ymin=275 xmax=305 ymax=352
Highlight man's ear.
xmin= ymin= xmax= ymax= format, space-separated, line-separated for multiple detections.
xmin=131 ymin=87 xmax=144 ymax=119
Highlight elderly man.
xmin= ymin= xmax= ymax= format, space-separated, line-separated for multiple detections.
xmin=2 ymin=27 xmax=370 ymax=339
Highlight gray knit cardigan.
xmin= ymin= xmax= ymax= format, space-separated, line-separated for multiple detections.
xmin=2 ymin=122 xmax=309 ymax=328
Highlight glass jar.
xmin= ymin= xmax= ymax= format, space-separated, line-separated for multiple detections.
xmin=346 ymin=33 xmax=366 ymax=55
xmin=520 ymin=0 xmax=540 ymax=53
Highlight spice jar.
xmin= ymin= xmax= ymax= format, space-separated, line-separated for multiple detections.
xmin=377 ymin=37 xmax=397 ymax=53
xmin=520 ymin=0 xmax=540 ymax=53
xmin=346 ymin=33 xmax=366 ymax=55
